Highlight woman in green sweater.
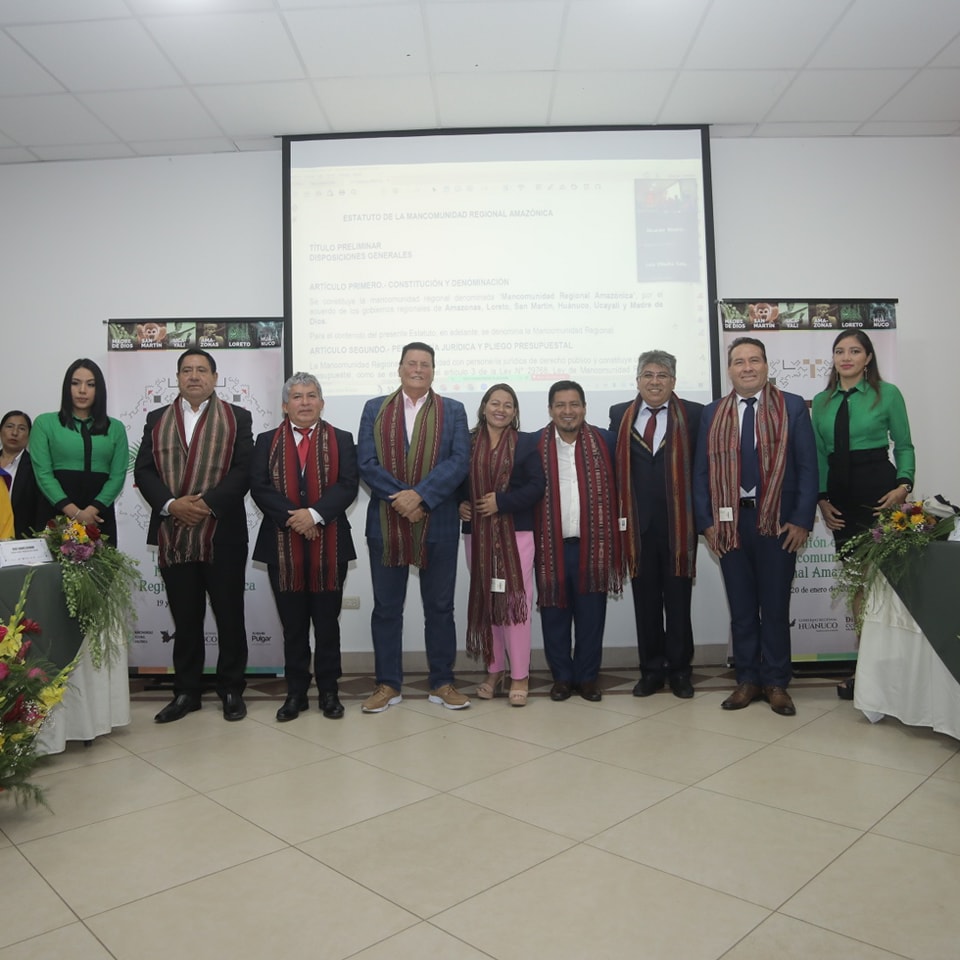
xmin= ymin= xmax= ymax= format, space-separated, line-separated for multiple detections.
xmin=811 ymin=330 xmax=915 ymax=697
xmin=32 ymin=359 xmax=128 ymax=545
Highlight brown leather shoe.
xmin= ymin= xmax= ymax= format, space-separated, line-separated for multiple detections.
xmin=763 ymin=686 xmax=796 ymax=716
xmin=721 ymin=682 xmax=762 ymax=710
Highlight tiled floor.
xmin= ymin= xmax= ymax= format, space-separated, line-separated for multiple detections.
xmin=3 ymin=667 xmax=959 ymax=960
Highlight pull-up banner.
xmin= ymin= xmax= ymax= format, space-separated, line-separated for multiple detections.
xmin=719 ymin=299 xmax=899 ymax=663
xmin=107 ymin=318 xmax=286 ymax=676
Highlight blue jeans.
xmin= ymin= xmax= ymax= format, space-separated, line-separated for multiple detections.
xmin=368 ymin=538 xmax=459 ymax=690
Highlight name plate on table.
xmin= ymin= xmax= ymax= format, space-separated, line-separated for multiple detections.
xmin=0 ymin=539 xmax=54 ymax=568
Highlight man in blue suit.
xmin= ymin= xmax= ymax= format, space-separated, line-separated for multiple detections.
xmin=358 ymin=342 xmax=471 ymax=713
xmin=693 ymin=337 xmax=818 ymax=716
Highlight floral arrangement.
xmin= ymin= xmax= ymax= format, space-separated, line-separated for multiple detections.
xmin=834 ymin=501 xmax=956 ymax=629
xmin=39 ymin=517 xmax=140 ymax=668
xmin=0 ymin=571 xmax=74 ymax=806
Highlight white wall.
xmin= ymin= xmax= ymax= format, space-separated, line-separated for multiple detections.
xmin=2 ymin=137 xmax=957 ymax=661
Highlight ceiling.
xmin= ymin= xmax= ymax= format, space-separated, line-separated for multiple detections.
xmin=2 ymin=0 xmax=959 ymax=165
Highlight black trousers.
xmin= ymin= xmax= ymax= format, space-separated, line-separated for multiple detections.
xmin=160 ymin=548 xmax=248 ymax=698
xmin=630 ymin=524 xmax=694 ymax=679
xmin=268 ymin=563 xmax=347 ymax=696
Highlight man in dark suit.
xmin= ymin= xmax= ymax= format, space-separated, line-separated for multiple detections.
xmin=693 ymin=337 xmax=818 ymax=716
xmin=250 ymin=373 xmax=358 ymax=721
xmin=357 ymin=342 xmax=471 ymax=713
xmin=610 ymin=350 xmax=703 ymax=699
xmin=134 ymin=348 xmax=253 ymax=723
xmin=536 ymin=380 xmax=622 ymax=703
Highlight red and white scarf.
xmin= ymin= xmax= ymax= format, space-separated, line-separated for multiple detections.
xmin=535 ymin=424 xmax=623 ymax=608
xmin=267 ymin=419 xmax=340 ymax=592
xmin=152 ymin=395 xmax=236 ymax=568
xmin=615 ymin=393 xmax=696 ymax=578
xmin=373 ymin=388 xmax=443 ymax=568
xmin=465 ymin=427 xmax=528 ymax=663
xmin=706 ymin=383 xmax=788 ymax=552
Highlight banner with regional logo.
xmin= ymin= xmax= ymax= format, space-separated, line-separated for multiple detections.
xmin=719 ymin=299 xmax=898 ymax=661
xmin=107 ymin=318 xmax=285 ymax=675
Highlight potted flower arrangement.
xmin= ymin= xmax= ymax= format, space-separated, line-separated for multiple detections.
xmin=39 ymin=517 xmax=139 ymax=667
xmin=0 ymin=571 xmax=74 ymax=806
xmin=834 ymin=500 xmax=956 ymax=631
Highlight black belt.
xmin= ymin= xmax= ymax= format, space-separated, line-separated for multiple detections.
xmin=563 ymin=537 xmax=580 ymax=544
xmin=739 ymin=498 xmax=757 ymax=509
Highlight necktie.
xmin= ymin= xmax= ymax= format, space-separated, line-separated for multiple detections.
xmin=294 ymin=427 xmax=310 ymax=471
xmin=832 ymin=388 xmax=856 ymax=492
xmin=642 ymin=406 xmax=663 ymax=450
xmin=740 ymin=397 xmax=758 ymax=493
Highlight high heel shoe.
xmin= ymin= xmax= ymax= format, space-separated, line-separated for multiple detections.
xmin=476 ymin=672 xmax=504 ymax=700
xmin=509 ymin=677 xmax=528 ymax=707
xmin=837 ymin=677 xmax=855 ymax=701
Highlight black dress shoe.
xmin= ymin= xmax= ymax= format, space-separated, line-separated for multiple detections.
xmin=550 ymin=680 xmax=573 ymax=701
xmin=632 ymin=675 xmax=664 ymax=697
xmin=669 ymin=675 xmax=695 ymax=699
xmin=319 ymin=691 xmax=345 ymax=719
xmin=221 ymin=692 xmax=247 ymax=721
xmin=579 ymin=681 xmax=602 ymax=702
xmin=154 ymin=694 xmax=201 ymax=724
xmin=276 ymin=695 xmax=309 ymax=722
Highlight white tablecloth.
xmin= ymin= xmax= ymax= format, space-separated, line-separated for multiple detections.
xmin=856 ymin=578 xmax=960 ymax=741
xmin=35 ymin=636 xmax=130 ymax=755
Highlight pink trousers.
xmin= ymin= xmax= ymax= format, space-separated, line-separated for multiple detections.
xmin=463 ymin=531 xmax=535 ymax=680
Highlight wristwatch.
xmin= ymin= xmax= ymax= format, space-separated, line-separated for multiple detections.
xmin=901 ymin=482 xmax=913 ymax=494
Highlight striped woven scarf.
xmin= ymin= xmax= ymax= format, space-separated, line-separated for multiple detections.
xmin=373 ymin=388 xmax=442 ymax=568
xmin=268 ymin=420 xmax=340 ymax=593
xmin=615 ymin=393 xmax=696 ymax=578
xmin=535 ymin=424 xmax=623 ymax=608
xmin=152 ymin=395 xmax=237 ymax=568
xmin=465 ymin=427 xmax=527 ymax=663
xmin=707 ymin=383 xmax=788 ymax=552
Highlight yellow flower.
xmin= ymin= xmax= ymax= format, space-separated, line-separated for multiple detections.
xmin=0 ymin=631 xmax=21 ymax=658
xmin=910 ymin=513 xmax=925 ymax=526
xmin=890 ymin=510 xmax=907 ymax=524
xmin=39 ymin=685 xmax=66 ymax=710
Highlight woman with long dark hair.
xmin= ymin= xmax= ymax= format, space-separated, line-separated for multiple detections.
xmin=31 ymin=359 xmax=129 ymax=544
xmin=459 ymin=384 xmax=544 ymax=705
xmin=811 ymin=330 xmax=914 ymax=697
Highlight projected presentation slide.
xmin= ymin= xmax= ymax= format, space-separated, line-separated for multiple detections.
xmin=288 ymin=128 xmax=715 ymax=402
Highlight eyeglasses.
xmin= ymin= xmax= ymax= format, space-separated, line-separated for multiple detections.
xmin=639 ymin=372 xmax=673 ymax=383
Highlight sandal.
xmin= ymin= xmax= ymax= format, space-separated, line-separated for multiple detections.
xmin=836 ymin=677 xmax=855 ymax=701
xmin=509 ymin=677 xmax=529 ymax=707
xmin=477 ymin=672 xmax=504 ymax=700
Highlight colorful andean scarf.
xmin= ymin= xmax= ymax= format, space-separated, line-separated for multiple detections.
xmin=465 ymin=427 xmax=528 ymax=663
xmin=152 ymin=395 xmax=237 ymax=568
xmin=615 ymin=393 xmax=696 ymax=578
xmin=373 ymin=388 xmax=442 ymax=567
xmin=268 ymin=419 xmax=340 ymax=592
xmin=535 ymin=424 xmax=623 ymax=608
xmin=706 ymin=382 xmax=788 ymax=553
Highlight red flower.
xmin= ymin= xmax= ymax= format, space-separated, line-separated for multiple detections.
xmin=0 ymin=662 xmax=9 ymax=681
xmin=20 ymin=618 xmax=41 ymax=635
xmin=85 ymin=524 xmax=101 ymax=541
xmin=2 ymin=694 xmax=25 ymax=724
xmin=17 ymin=640 xmax=31 ymax=661
xmin=46 ymin=519 xmax=57 ymax=529
xmin=0 ymin=625 xmax=6 ymax=641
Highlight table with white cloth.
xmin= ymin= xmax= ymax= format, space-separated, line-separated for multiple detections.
xmin=0 ymin=562 xmax=130 ymax=755
xmin=855 ymin=541 xmax=960 ymax=742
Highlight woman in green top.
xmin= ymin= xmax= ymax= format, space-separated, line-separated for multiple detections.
xmin=812 ymin=330 xmax=914 ymax=697
xmin=32 ymin=359 xmax=129 ymax=545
